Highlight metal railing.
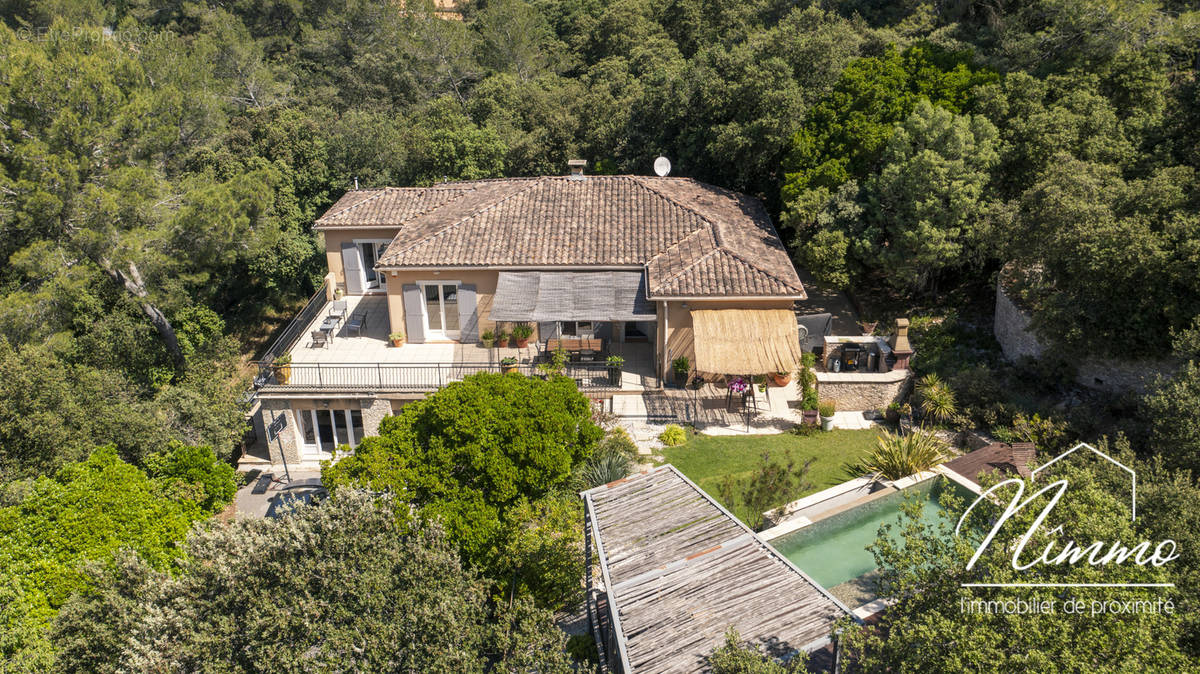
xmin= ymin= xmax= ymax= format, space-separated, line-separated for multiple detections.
xmin=254 ymin=361 xmax=624 ymax=392
xmin=258 ymin=281 xmax=329 ymax=366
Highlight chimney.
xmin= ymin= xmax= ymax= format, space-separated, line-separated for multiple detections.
xmin=889 ymin=318 xmax=914 ymax=370
xmin=567 ymin=159 xmax=587 ymax=180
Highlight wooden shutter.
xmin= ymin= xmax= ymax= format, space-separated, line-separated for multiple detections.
xmin=457 ymin=284 xmax=478 ymax=343
xmin=401 ymin=284 xmax=425 ymax=343
xmin=341 ymin=242 xmax=363 ymax=295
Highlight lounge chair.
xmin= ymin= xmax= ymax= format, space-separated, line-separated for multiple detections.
xmin=310 ymin=330 xmax=329 ymax=348
xmin=346 ymin=310 xmax=367 ymax=337
xmin=328 ymin=300 xmax=348 ymax=322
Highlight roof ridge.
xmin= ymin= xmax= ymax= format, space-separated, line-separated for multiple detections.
xmin=384 ymin=180 xmax=546 ymax=258
xmin=709 ymin=246 xmax=805 ymax=293
xmin=627 ymin=176 xmax=721 ymax=230
xmin=645 ymin=224 xmax=712 ymax=265
xmin=650 ymin=247 xmax=724 ymax=293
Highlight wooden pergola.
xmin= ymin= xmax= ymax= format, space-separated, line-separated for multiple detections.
xmin=581 ymin=465 xmax=853 ymax=673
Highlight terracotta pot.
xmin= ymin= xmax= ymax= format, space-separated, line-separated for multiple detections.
xmin=515 ymin=337 xmax=529 ymax=348
xmin=502 ymin=364 xmax=519 ymax=374
xmin=391 ymin=338 xmax=404 ymax=347
xmin=771 ymin=372 xmax=791 ymax=387
xmin=497 ymin=337 xmax=510 ymax=348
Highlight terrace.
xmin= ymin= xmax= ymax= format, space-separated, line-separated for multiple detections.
xmin=255 ymin=291 xmax=658 ymax=393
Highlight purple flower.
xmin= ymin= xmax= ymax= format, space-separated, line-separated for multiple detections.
xmin=729 ymin=377 xmax=748 ymax=393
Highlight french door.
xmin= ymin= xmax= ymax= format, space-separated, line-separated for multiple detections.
xmin=421 ymin=282 xmax=460 ymax=340
xmin=298 ymin=408 xmax=364 ymax=457
xmin=356 ymin=241 xmax=388 ymax=291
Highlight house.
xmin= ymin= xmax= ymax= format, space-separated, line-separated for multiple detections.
xmin=247 ymin=163 xmax=807 ymax=468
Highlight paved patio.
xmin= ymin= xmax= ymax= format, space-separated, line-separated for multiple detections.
xmin=285 ymin=295 xmax=658 ymax=390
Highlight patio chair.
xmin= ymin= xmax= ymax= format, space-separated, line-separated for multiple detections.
xmin=310 ymin=330 xmax=329 ymax=349
xmin=346 ymin=310 xmax=367 ymax=337
xmin=328 ymin=300 xmax=348 ymax=322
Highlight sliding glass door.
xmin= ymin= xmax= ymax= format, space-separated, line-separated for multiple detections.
xmin=298 ymin=408 xmax=364 ymax=457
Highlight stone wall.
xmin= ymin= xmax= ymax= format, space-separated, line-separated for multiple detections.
xmin=260 ymin=398 xmax=301 ymax=466
xmin=993 ymin=279 xmax=1177 ymax=394
xmin=817 ymin=372 xmax=911 ymax=413
xmin=993 ymin=279 xmax=1044 ymax=361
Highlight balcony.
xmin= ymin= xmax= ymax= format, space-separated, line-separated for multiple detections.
xmin=255 ymin=293 xmax=657 ymax=393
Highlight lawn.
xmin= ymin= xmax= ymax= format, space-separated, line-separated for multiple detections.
xmin=656 ymin=428 xmax=883 ymax=524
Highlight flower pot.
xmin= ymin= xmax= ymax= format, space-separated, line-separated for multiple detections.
xmin=515 ymin=337 xmax=529 ymax=348
xmin=771 ymin=372 xmax=791 ymax=387
xmin=885 ymin=409 xmax=900 ymax=424
xmin=497 ymin=338 xmax=510 ymax=348
xmin=481 ymin=339 xmax=495 ymax=349
xmin=608 ymin=367 xmax=621 ymax=386
xmin=273 ymin=364 xmax=291 ymax=385
xmin=820 ymin=415 xmax=835 ymax=431
xmin=801 ymin=409 xmax=819 ymax=425
xmin=391 ymin=338 xmax=404 ymax=347
xmin=502 ymin=364 xmax=519 ymax=374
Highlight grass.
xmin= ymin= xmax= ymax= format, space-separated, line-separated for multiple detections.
xmin=655 ymin=428 xmax=883 ymax=520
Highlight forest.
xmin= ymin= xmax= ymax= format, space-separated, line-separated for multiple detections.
xmin=1 ymin=0 xmax=1199 ymax=671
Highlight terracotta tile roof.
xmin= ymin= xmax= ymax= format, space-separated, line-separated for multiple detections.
xmin=315 ymin=176 xmax=805 ymax=299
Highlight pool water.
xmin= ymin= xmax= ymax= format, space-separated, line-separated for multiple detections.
xmin=770 ymin=478 xmax=972 ymax=589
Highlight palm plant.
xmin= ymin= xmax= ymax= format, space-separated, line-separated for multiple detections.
xmin=845 ymin=430 xmax=949 ymax=481
xmin=574 ymin=447 xmax=633 ymax=490
xmin=915 ymin=373 xmax=957 ymax=426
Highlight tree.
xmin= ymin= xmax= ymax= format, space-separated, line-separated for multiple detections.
xmin=323 ymin=373 xmax=601 ymax=607
xmin=52 ymin=492 xmax=574 ymax=673
xmin=707 ymin=628 xmax=806 ymax=673
xmin=841 ymin=444 xmax=1191 ymax=671
xmin=0 ymin=447 xmax=208 ymax=667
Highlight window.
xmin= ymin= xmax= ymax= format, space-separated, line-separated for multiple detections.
xmin=560 ymin=321 xmax=593 ymax=337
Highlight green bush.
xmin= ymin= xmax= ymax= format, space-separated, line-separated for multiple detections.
xmin=574 ymin=447 xmax=633 ymax=490
xmin=818 ymin=401 xmax=836 ymax=417
xmin=844 ymin=431 xmax=949 ymax=481
xmin=659 ymin=424 xmax=687 ymax=447
xmin=143 ymin=444 xmax=237 ymax=514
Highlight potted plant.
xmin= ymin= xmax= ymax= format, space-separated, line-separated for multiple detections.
xmin=884 ymin=402 xmax=902 ymax=424
xmin=818 ymin=401 xmax=837 ymax=431
xmin=272 ymin=354 xmax=292 ymax=385
xmin=481 ymin=329 xmax=496 ymax=349
xmin=536 ymin=349 xmax=568 ymax=378
xmin=500 ymin=356 xmax=519 ymax=374
xmin=797 ymin=353 xmax=819 ymax=424
xmin=606 ymin=354 xmax=625 ymax=386
xmin=671 ymin=356 xmax=690 ymax=387
xmin=511 ymin=323 xmax=533 ymax=348
xmin=389 ymin=331 xmax=405 ymax=347
xmin=754 ymin=374 xmax=767 ymax=393
xmin=496 ymin=330 xmax=510 ymax=348
xmin=771 ymin=369 xmax=791 ymax=387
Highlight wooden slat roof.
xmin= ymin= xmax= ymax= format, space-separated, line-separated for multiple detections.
xmin=583 ymin=466 xmax=851 ymax=673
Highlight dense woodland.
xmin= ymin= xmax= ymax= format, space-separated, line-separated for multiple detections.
xmin=2 ymin=0 xmax=1200 ymax=671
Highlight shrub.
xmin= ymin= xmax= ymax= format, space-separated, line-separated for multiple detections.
xmin=845 ymin=430 xmax=949 ymax=481
xmin=798 ymin=352 xmax=818 ymax=410
xmin=716 ymin=452 xmax=814 ymax=530
xmin=574 ymin=447 xmax=633 ymax=489
xmin=658 ymin=424 xmax=687 ymax=447
xmin=818 ymin=401 xmax=836 ymax=417
xmin=599 ymin=426 xmax=638 ymax=458
xmin=915 ymin=373 xmax=957 ymax=426
xmin=143 ymin=443 xmax=237 ymax=514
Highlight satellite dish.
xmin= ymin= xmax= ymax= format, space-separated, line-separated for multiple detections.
xmin=653 ymin=156 xmax=671 ymax=177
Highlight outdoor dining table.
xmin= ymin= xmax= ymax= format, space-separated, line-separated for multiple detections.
xmin=319 ymin=316 xmax=341 ymax=340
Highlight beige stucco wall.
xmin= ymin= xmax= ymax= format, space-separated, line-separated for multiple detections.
xmin=320 ymin=228 xmax=401 ymax=293
xmin=383 ymin=270 xmax=534 ymax=343
xmin=661 ymin=299 xmax=796 ymax=376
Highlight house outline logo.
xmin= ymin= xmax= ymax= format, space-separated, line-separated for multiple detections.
xmin=1031 ymin=442 xmax=1136 ymax=521
xmin=954 ymin=441 xmax=1178 ymax=588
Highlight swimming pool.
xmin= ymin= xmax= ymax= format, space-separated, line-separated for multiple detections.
xmin=769 ymin=478 xmax=972 ymax=590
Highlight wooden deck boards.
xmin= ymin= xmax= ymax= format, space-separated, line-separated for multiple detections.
xmin=583 ymin=466 xmax=852 ymax=673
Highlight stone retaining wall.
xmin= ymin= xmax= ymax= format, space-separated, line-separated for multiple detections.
xmin=817 ymin=372 xmax=911 ymax=413
xmin=993 ymin=277 xmax=1177 ymax=394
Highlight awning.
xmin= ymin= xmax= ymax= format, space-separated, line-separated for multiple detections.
xmin=692 ymin=309 xmax=804 ymax=375
xmin=489 ymin=272 xmax=657 ymax=322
